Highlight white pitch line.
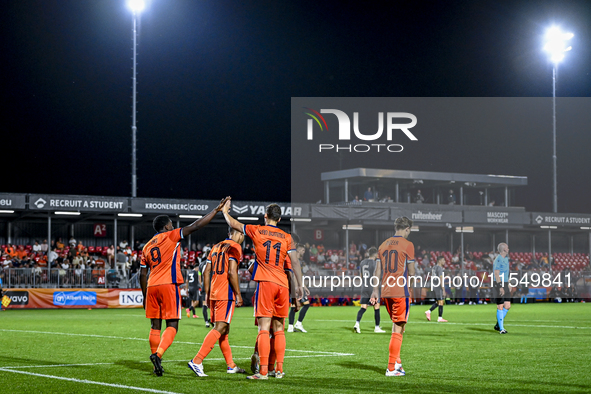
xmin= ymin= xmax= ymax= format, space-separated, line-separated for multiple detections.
xmin=311 ymin=319 xmax=591 ymax=329
xmin=0 ymin=329 xmax=353 ymax=356
xmin=0 ymin=368 xmax=182 ymax=394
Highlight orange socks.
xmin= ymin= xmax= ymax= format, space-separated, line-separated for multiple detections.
xmin=149 ymin=329 xmax=161 ymax=354
xmin=219 ymin=334 xmax=235 ymax=368
xmin=388 ymin=332 xmax=403 ymax=370
xmin=269 ymin=333 xmax=276 ymax=371
xmin=273 ymin=330 xmax=285 ymax=373
xmin=156 ymin=327 xmax=177 ymax=359
xmin=193 ymin=330 xmax=221 ymax=364
xmin=257 ymin=330 xmax=270 ymax=375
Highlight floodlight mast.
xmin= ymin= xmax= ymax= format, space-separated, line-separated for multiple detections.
xmin=543 ymin=26 xmax=573 ymax=213
xmin=128 ymin=0 xmax=145 ymax=198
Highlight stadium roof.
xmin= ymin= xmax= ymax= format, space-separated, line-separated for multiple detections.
xmin=320 ymin=168 xmax=528 ymax=188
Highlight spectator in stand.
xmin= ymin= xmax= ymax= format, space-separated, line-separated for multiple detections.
xmin=56 ymin=238 xmax=65 ymax=250
xmin=310 ymin=244 xmax=318 ymax=257
xmin=4 ymin=245 xmax=16 ymax=259
xmin=40 ymin=239 xmax=49 ymax=255
xmin=69 ymin=237 xmax=77 ymax=248
xmin=488 ymin=200 xmax=496 ymax=206
xmin=415 ymin=190 xmax=425 ymax=204
xmin=134 ymin=240 xmax=142 ymax=252
xmin=116 ymin=247 xmax=128 ymax=279
xmin=48 ymin=248 xmax=59 ymax=266
xmin=60 ymin=259 xmax=70 ymax=286
xmin=317 ymin=244 xmax=325 ymax=256
xmin=67 ymin=247 xmax=77 ymax=262
xmin=77 ymin=241 xmax=85 ymax=252
xmin=351 ymin=195 xmax=362 ymax=205
xmin=32 ymin=263 xmax=42 ymax=286
xmin=448 ymin=189 xmax=456 ymax=205
xmin=364 ymin=187 xmax=374 ymax=202
xmin=33 ymin=240 xmax=42 ymax=254
xmin=16 ymin=245 xmax=27 ymax=261
xmin=106 ymin=245 xmax=115 ymax=265
xmin=202 ymin=243 xmax=212 ymax=255
xmin=74 ymin=259 xmax=86 ymax=284
xmin=119 ymin=240 xmax=129 ymax=249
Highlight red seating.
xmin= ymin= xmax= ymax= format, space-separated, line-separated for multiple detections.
xmin=88 ymin=246 xmax=95 ymax=253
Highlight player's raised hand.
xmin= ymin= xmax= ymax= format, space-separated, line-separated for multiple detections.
xmin=222 ymin=199 xmax=232 ymax=214
xmin=216 ymin=196 xmax=231 ymax=212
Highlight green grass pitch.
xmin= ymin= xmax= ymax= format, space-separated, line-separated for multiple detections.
xmin=1 ymin=303 xmax=590 ymax=393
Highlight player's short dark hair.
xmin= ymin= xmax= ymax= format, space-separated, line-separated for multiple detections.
xmin=437 ymin=255 xmax=445 ymax=262
xmin=266 ymin=203 xmax=282 ymax=222
xmin=367 ymin=247 xmax=378 ymax=257
xmin=291 ymin=233 xmax=301 ymax=244
xmin=153 ymin=215 xmax=171 ymax=232
xmin=394 ymin=216 xmax=413 ymax=231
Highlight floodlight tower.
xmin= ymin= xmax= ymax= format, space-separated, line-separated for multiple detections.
xmin=543 ymin=26 xmax=573 ymax=213
xmin=128 ymin=0 xmax=145 ymax=198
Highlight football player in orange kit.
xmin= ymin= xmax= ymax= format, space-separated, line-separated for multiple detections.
xmin=370 ymin=216 xmax=416 ymax=377
xmin=188 ymin=227 xmax=246 ymax=376
xmin=222 ymin=200 xmax=303 ymax=380
xmin=140 ymin=197 xmax=230 ymax=376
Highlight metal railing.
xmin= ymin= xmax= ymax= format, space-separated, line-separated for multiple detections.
xmin=0 ymin=268 xmax=255 ymax=289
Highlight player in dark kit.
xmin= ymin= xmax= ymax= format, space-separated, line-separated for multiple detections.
xmin=425 ymin=256 xmax=448 ymax=322
xmin=353 ymin=247 xmax=385 ymax=333
xmin=287 ymin=243 xmax=310 ymax=333
xmin=186 ymin=265 xmax=200 ymax=319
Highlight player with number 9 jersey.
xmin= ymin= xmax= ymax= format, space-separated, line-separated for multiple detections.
xmin=142 ymin=228 xmax=184 ymax=288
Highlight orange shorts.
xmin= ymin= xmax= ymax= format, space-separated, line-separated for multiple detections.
xmin=210 ymin=300 xmax=235 ymax=324
xmin=382 ymin=297 xmax=409 ymax=323
xmin=254 ymin=281 xmax=289 ymax=318
xmin=145 ymin=284 xmax=181 ymax=320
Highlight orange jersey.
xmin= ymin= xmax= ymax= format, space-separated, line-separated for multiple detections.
xmin=207 ymin=239 xmax=242 ymax=301
xmin=377 ymin=236 xmax=415 ymax=298
xmin=244 ymin=224 xmax=295 ymax=288
xmin=141 ymin=228 xmax=184 ymax=287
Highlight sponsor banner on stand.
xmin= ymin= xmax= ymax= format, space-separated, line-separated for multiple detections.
xmin=3 ymin=289 xmax=144 ymax=309
xmin=531 ymin=212 xmax=591 ymax=227
xmin=29 ymin=194 xmax=128 ymax=212
xmin=0 ymin=193 xmax=26 ymax=210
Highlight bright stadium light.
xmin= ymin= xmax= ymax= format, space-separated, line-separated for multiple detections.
xmin=127 ymin=0 xmax=145 ymax=12
xmin=55 ymin=211 xmax=81 ymax=216
xmin=179 ymin=215 xmax=203 ymax=219
xmin=543 ymin=26 xmax=573 ymax=213
xmin=118 ymin=213 xmax=143 ymax=217
xmin=544 ymin=26 xmax=573 ymax=64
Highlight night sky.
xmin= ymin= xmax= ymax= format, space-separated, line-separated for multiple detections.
xmin=2 ymin=0 xmax=590 ymax=212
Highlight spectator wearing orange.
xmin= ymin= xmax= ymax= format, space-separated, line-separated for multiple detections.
xmin=4 ymin=245 xmax=15 ymax=258
xmin=77 ymin=241 xmax=85 ymax=252
xmin=56 ymin=238 xmax=65 ymax=250
xmin=16 ymin=245 xmax=28 ymax=260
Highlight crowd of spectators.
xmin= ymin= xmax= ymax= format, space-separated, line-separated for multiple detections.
xmin=1 ymin=236 xmax=590 ymax=297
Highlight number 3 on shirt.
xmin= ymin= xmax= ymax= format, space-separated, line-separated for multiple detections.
xmin=262 ymin=240 xmax=281 ymax=266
